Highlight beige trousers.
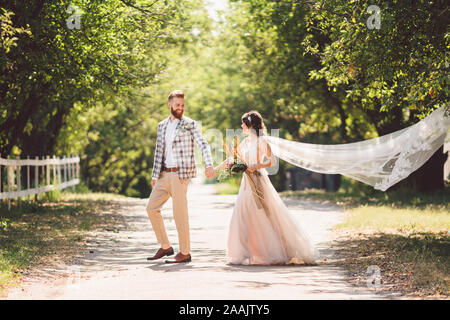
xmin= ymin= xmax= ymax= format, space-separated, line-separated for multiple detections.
xmin=146 ymin=172 xmax=190 ymax=254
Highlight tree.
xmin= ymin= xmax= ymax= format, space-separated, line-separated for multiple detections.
xmin=0 ymin=0 xmax=193 ymax=157
xmin=303 ymin=0 xmax=449 ymax=191
xmin=52 ymin=0 xmax=211 ymax=197
xmin=223 ymin=0 xmax=448 ymax=192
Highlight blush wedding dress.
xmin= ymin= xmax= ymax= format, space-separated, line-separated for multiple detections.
xmin=226 ymin=105 xmax=449 ymax=265
xmin=226 ymin=135 xmax=317 ymax=265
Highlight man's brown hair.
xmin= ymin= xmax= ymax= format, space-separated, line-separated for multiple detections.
xmin=168 ymin=90 xmax=185 ymax=101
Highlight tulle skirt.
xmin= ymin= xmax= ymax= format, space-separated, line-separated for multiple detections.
xmin=227 ymin=171 xmax=317 ymax=265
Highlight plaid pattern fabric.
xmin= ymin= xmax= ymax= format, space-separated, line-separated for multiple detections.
xmin=152 ymin=115 xmax=213 ymax=180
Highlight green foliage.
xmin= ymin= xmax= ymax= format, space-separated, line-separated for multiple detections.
xmin=0 ymin=8 xmax=31 ymax=53
xmin=302 ymin=0 xmax=448 ymax=130
xmin=52 ymin=0 xmax=211 ymax=197
xmin=1 ymin=1 xmax=447 ymax=196
xmin=0 ymin=0 xmax=201 ymax=157
xmin=1 ymin=0 xmax=211 ymax=197
xmin=217 ymin=0 xmax=448 ymax=190
xmin=56 ymin=93 xmax=157 ymax=197
xmin=0 ymin=219 xmax=8 ymax=231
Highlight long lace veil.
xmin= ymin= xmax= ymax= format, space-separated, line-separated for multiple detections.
xmin=262 ymin=106 xmax=450 ymax=191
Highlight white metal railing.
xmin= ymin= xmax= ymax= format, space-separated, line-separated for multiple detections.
xmin=0 ymin=155 xmax=80 ymax=209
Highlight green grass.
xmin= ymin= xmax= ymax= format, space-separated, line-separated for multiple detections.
xmin=281 ymin=177 xmax=449 ymax=298
xmin=331 ymin=232 xmax=449 ymax=297
xmin=281 ymin=178 xmax=449 ymax=233
xmin=214 ymin=176 xmax=241 ymax=195
xmin=281 ymin=177 xmax=449 ymax=212
xmin=336 ymin=206 xmax=449 ymax=233
xmin=0 ymin=190 xmax=127 ymax=295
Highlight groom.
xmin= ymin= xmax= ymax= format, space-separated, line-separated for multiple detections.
xmin=146 ymin=90 xmax=216 ymax=263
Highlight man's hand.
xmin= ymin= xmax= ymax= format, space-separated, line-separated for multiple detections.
xmin=152 ymin=178 xmax=157 ymax=188
xmin=205 ymin=166 xmax=216 ymax=179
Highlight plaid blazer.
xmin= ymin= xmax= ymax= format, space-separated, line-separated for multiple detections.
xmin=151 ymin=115 xmax=213 ymax=180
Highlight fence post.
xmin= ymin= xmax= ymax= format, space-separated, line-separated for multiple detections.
xmin=76 ymin=155 xmax=80 ymax=180
xmin=46 ymin=155 xmax=50 ymax=187
xmin=69 ymin=155 xmax=72 ymax=181
xmin=0 ymin=155 xmax=80 ymax=203
xmin=27 ymin=155 xmax=30 ymax=201
xmin=64 ymin=156 xmax=67 ymax=184
xmin=53 ymin=155 xmax=57 ymax=186
xmin=35 ymin=156 xmax=39 ymax=202
xmin=58 ymin=156 xmax=62 ymax=186
xmin=68 ymin=156 xmax=71 ymax=184
xmin=71 ymin=155 xmax=75 ymax=192
xmin=17 ymin=157 xmax=21 ymax=207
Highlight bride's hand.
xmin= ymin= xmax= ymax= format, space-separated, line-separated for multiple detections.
xmin=215 ymin=159 xmax=228 ymax=171
xmin=246 ymin=164 xmax=258 ymax=173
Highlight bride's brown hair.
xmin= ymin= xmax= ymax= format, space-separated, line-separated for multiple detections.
xmin=241 ymin=110 xmax=267 ymax=137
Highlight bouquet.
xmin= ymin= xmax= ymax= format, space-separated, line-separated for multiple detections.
xmin=216 ymin=136 xmax=267 ymax=215
xmin=216 ymin=136 xmax=260 ymax=181
xmin=216 ymin=158 xmax=247 ymax=181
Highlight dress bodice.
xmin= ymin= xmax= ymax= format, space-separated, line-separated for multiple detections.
xmin=240 ymin=137 xmax=259 ymax=166
xmin=240 ymin=136 xmax=275 ymax=175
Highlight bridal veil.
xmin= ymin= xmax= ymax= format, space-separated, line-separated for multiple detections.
xmin=262 ymin=106 xmax=450 ymax=191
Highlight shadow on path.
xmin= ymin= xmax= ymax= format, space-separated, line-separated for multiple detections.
xmin=5 ymin=181 xmax=401 ymax=299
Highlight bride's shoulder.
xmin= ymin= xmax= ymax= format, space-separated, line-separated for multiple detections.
xmin=256 ymin=135 xmax=269 ymax=145
xmin=242 ymin=135 xmax=268 ymax=147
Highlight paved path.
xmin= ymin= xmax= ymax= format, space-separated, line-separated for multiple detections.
xmin=5 ymin=179 xmax=397 ymax=299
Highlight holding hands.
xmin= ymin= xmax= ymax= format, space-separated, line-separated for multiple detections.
xmin=205 ymin=166 xmax=216 ymax=178
xmin=214 ymin=159 xmax=231 ymax=171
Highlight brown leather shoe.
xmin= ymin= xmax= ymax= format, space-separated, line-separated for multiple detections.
xmin=147 ymin=247 xmax=174 ymax=260
xmin=165 ymin=252 xmax=191 ymax=263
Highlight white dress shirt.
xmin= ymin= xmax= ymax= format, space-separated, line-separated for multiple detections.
xmin=164 ymin=117 xmax=180 ymax=168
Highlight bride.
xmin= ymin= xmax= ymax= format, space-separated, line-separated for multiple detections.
xmin=213 ymin=105 xmax=449 ymax=265
xmin=215 ymin=111 xmax=318 ymax=266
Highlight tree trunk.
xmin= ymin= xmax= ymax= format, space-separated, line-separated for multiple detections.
xmin=388 ymin=145 xmax=447 ymax=193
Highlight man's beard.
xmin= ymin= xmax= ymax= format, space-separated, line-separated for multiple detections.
xmin=171 ymin=108 xmax=183 ymax=119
